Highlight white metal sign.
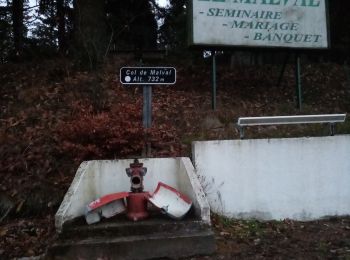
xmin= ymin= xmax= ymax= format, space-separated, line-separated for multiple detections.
xmin=189 ymin=0 xmax=329 ymax=49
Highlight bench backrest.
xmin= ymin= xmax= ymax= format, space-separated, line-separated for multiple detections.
xmin=238 ymin=114 xmax=346 ymax=126
xmin=237 ymin=114 xmax=347 ymax=138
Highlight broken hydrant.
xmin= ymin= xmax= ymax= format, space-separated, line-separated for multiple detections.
xmin=85 ymin=159 xmax=193 ymax=225
xmin=125 ymin=159 xmax=149 ymax=221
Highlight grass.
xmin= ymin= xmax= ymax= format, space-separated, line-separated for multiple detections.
xmin=213 ymin=213 xmax=265 ymax=238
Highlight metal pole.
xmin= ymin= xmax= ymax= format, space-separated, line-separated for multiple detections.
xmin=239 ymin=126 xmax=245 ymax=140
xmin=212 ymin=51 xmax=217 ymax=110
xmin=329 ymin=123 xmax=335 ymax=136
xmin=142 ymin=85 xmax=152 ymax=156
xmin=137 ymin=58 xmax=152 ymax=156
xmin=142 ymin=85 xmax=152 ymax=128
xmin=295 ymin=54 xmax=302 ymax=111
xmin=277 ymin=53 xmax=289 ymax=88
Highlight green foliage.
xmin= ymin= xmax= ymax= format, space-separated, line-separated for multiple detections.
xmin=31 ymin=2 xmax=58 ymax=49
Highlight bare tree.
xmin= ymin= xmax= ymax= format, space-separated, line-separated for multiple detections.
xmin=74 ymin=0 xmax=107 ymax=69
xmin=12 ymin=0 xmax=23 ymax=57
xmin=56 ymin=0 xmax=66 ymax=52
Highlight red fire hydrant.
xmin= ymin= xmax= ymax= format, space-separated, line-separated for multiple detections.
xmin=85 ymin=159 xmax=193 ymax=225
xmin=125 ymin=159 xmax=149 ymax=221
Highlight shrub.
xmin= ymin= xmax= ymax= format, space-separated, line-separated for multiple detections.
xmin=56 ymin=101 xmax=182 ymax=162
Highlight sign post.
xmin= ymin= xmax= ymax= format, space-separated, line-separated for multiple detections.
xmin=120 ymin=66 xmax=176 ymax=128
xmin=295 ymin=54 xmax=302 ymax=111
xmin=189 ymin=0 xmax=329 ymax=111
xmin=120 ymin=66 xmax=176 ymax=156
xmin=143 ymin=86 xmax=152 ymax=128
xmin=211 ymin=51 xmax=217 ymax=110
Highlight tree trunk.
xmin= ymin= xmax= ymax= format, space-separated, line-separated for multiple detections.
xmin=74 ymin=0 xmax=108 ymax=69
xmin=56 ymin=0 xmax=66 ymax=52
xmin=12 ymin=0 xmax=23 ymax=57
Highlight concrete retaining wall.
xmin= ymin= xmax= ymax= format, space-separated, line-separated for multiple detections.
xmin=193 ymin=135 xmax=350 ymax=220
xmin=55 ymin=157 xmax=210 ymax=231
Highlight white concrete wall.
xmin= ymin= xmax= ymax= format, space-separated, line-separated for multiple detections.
xmin=193 ymin=135 xmax=350 ymax=221
xmin=55 ymin=158 xmax=210 ymax=231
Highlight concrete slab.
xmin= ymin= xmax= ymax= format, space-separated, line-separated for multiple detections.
xmin=49 ymin=226 xmax=214 ymax=260
xmin=50 ymin=158 xmax=214 ymax=259
xmin=193 ymin=135 xmax=350 ymax=221
xmin=48 ymin=215 xmax=215 ymax=260
xmin=56 ymin=157 xmax=210 ymax=231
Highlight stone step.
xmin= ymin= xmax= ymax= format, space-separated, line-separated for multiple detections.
xmin=47 ymin=228 xmax=215 ymax=260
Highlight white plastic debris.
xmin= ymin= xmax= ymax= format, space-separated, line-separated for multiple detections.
xmin=148 ymin=182 xmax=192 ymax=219
xmin=85 ymin=192 xmax=128 ymax=225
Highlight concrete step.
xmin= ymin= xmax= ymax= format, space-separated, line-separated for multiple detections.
xmin=60 ymin=215 xmax=207 ymax=239
xmin=47 ymin=228 xmax=215 ymax=259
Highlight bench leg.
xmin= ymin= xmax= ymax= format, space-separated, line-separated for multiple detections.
xmin=329 ymin=123 xmax=336 ymax=136
xmin=238 ymin=126 xmax=245 ymax=139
